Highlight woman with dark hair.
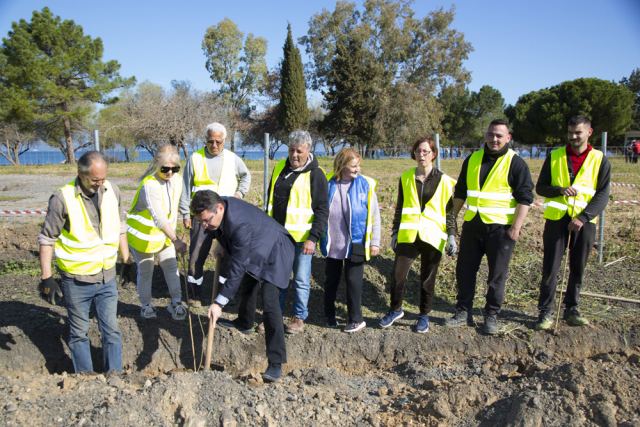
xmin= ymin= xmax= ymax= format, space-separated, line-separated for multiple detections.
xmin=378 ymin=137 xmax=457 ymax=333
xmin=320 ymin=148 xmax=381 ymax=333
xmin=127 ymin=144 xmax=188 ymax=320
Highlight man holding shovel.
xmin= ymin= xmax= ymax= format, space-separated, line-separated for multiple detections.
xmin=534 ymin=115 xmax=611 ymax=330
xmin=190 ymin=190 xmax=295 ymax=382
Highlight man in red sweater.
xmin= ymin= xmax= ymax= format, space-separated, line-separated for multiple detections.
xmin=534 ymin=115 xmax=611 ymax=330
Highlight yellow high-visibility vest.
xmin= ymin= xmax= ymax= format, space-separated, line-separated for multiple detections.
xmin=54 ymin=179 xmax=120 ymax=275
xmin=127 ymin=174 xmax=182 ymax=253
xmin=543 ymin=147 xmax=603 ymax=223
xmin=397 ymin=168 xmax=456 ymax=252
xmin=267 ymin=159 xmax=314 ymax=242
xmin=190 ymin=148 xmax=238 ymax=197
xmin=463 ymin=148 xmax=517 ymax=225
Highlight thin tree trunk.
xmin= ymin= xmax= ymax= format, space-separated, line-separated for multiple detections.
xmin=62 ymin=112 xmax=76 ymax=164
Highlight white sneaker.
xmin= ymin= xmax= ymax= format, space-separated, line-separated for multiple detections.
xmin=140 ymin=304 xmax=157 ymax=319
xmin=167 ymin=302 xmax=187 ymax=321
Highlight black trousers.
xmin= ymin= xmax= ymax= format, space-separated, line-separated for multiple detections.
xmin=235 ymin=275 xmax=286 ymax=364
xmin=324 ymin=258 xmax=365 ymax=323
xmin=188 ymin=218 xmax=214 ymax=283
xmin=455 ymin=216 xmax=516 ymax=315
xmin=391 ymin=239 xmax=442 ymax=315
xmin=538 ymin=216 xmax=596 ymax=315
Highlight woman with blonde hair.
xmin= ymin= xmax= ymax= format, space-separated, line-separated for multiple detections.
xmin=320 ymin=147 xmax=381 ymax=333
xmin=127 ymin=144 xmax=188 ymax=320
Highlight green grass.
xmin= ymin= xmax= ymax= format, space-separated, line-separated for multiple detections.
xmin=0 ymin=195 xmax=27 ymax=202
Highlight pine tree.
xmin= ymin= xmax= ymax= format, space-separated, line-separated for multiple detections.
xmin=278 ymin=24 xmax=309 ymax=134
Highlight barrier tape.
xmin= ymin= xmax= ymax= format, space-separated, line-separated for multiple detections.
xmin=611 ymin=182 xmax=638 ymax=188
xmin=530 ymin=200 xmax=640 ymax=208
xmin=1 ymin=209 xmax=47 ymax=216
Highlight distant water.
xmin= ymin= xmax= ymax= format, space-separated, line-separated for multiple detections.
xmin=0 ymin=149 xmax=291 ymax=166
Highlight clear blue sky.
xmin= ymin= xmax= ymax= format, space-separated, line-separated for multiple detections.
xmin=1 ymin=0 xmax=639 ymax=106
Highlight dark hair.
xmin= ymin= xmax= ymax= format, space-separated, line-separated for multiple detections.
xmin=488 ymin=118 xmax=511 ymax=132
xmin=568 ymin=115 xmax=591 ymax=127
xmin=190 ymin=190 xmax=223 ymax=216
xmin=77 ymin=151 xmax=107 ymax=174
xmin=410 ymin=136 xmax=438 ymax=160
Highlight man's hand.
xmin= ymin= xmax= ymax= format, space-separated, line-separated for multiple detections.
xmin=302 ymin=240 xmax=316 ymax=255
xmin=568 ymin=218 xmax=584 ymax=232
xmin=38 ymin=277 xmax=62 ymax=305
xmin=562 ymin=187 xmax=578 ymax=197
xmin=120 ymin=262 xmax=136 ymax=286
xmin=208 ymin=303 xmax=223 ymax=325
xmin=370 ymin=245 xmax=380 ymax=257
xmin=506 ymin=225 xmax=522 ymax=242
xmin=445 ymin=235 xmax=458 ymax=256
xmin=233 ymin=191 xmax=243 ymax=199
xmin=173 ymin=238 xmax=187 ymax=255
xmin=183 ymin=217 xmax=192 ymax=230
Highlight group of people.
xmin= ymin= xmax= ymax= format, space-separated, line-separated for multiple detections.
xmin=37 ymin=115 xmax=610 ymax=383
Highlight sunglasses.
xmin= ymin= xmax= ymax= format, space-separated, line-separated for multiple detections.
xmin=206 ymin=140 xmax=224 ymax=145
xmin=160 ymin=166 xmax=181 ymax=174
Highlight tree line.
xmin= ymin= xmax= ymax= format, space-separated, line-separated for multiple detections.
xmin=1 ymin=2 xmax=638 ymax=165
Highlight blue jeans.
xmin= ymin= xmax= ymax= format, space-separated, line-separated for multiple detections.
xmin=62 ymin=276 xmax=122 ymax=373
xmin=279 ymin=242 xmax=312 ymax=320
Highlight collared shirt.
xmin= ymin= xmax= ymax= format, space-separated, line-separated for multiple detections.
xmin=38 ymin=178 xmax=127 ymax=283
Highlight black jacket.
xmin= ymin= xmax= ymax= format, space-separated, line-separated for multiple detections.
xmin=267 ymin=155 xmax=329 ymax=243
xmin=213 ymin=197 xmax=295 ymax=305
xmin=454 ymin=144 xmax=534 ymax=206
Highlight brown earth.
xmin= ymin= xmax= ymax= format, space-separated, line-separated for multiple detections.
xmin=1 ymin=159 xmax=640 ymax=426
xmin=1 ymin=218 xmax=639 ymax=426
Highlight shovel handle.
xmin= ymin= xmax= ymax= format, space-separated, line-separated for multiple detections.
xmin=203 ymin=251 xmax=222 ymax=370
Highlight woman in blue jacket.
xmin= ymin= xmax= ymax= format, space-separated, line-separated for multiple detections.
xmin=321 ymin=148 xmax=381 ymax=333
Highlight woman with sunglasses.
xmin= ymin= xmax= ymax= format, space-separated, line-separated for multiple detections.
xmin=127 ymin=144 xmax=188 ymax=320
xmin=378 ymin=136 xmax=458 ymax=333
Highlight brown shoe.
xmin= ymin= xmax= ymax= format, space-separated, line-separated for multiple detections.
xmin=285 ymin=317 xmax=304 ymax=335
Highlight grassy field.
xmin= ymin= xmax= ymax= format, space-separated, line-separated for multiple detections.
xmin=1 ymin=155 xmax=638 ymax=324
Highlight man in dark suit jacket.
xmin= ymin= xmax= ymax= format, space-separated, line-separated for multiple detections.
xmin=190 ymin=190 xmax=295 ymax=382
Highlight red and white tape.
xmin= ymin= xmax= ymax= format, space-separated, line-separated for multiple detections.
xmin=611 ymin=182 xmax=638 ymax=188
xmin=1 ymin=209 xmax=47 ymax=216
xmin=531 ymin=200 xmax=640 ymax=208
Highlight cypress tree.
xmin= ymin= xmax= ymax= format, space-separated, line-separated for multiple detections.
xmin=278 ymin=24 xmax=309 ymax=134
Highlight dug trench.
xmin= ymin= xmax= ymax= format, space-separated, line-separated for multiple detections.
xmin=1 ymin=210 xmax=639 ymax=425
xmin=1 ymin=277 xmax=640 ymax=426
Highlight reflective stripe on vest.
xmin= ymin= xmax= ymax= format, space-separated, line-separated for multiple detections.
xmin=54 ymin=179 xmax=120 ymax=275
xmin=463 ymin=148 xmax=517 ymax=225
xmin=321 ymin=173 xmax=376 ymax=261
xmin=543 ymin=147 xmax=603 ymax=223
xmin=267 ymin=159 xmax=314 ymax=242
xmin=190 ymin=148 xmax=238 ymax=197
xmin=397 ymin=168 xmax=456 ymax=253
xmin=127 ymin=174 xmax=182 ymax=253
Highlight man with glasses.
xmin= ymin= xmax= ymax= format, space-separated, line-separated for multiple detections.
xmin=179 ymin=122 xmax=251 ymax=305
xmin=445 ymin=119 xmax=533 ymax=335
xmin=191 ymin=190 xmax=295 ymax=382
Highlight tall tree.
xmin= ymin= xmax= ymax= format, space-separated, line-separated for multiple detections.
xmin=440 ymin=85 xmax=505 ymax=146
xmin=302 ymin=0 xmax=472 ymax=151
xmin=278 ymin=24 xmax=309 ymax=135
xmin=621 ymin=68 xmax=640 ymax=130
xmin=323 ymin=34 xmax=383 ymax=152
xmin=0 ymin=7 xmax=134 ymax=163
xmin=202 ymin=18 xmax=267 ymax=150
xmin=511 ymin=78 xmax=634 ymax=145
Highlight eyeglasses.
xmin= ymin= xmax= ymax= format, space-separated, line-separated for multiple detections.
xmin=160 ymin=166 xmax=181 ymax=174
xmin=206 ymin=140 xmax=224 ymax=146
